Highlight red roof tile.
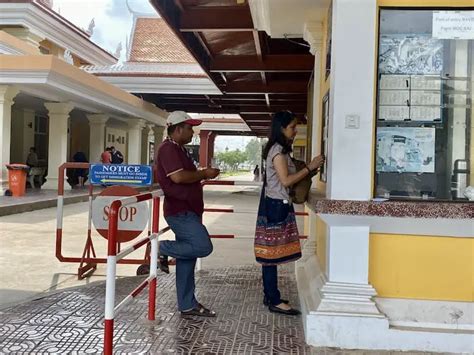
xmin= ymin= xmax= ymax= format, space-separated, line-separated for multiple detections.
xmin=129 ymin=17 xmax=195 ymax=63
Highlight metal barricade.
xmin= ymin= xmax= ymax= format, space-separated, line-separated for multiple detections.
xmin=103 ymin=190 xmax=170 ymax=355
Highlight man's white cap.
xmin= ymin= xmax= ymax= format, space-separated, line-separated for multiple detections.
xmin=166 ymin=111 xmax=202 ymax=127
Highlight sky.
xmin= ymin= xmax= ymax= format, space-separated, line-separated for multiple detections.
xmin=53 ymin=0 xmax=156 ymax=61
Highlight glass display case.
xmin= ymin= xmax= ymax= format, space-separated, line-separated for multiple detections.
xmin=375 ymin=9 xmax=473 ymax=201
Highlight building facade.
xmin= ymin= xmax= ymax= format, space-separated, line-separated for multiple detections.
xmin=292 ymin=0 xmax=473 ymax=352
xmin=0 ymin=0 xmax=167 ymax=192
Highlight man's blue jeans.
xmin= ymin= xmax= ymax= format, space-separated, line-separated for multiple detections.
xmin=161 ymin=211 xmax=213 ymax=311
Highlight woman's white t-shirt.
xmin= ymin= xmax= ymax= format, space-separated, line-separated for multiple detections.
xmin=265 ymin=143 xmax=296 ymax=200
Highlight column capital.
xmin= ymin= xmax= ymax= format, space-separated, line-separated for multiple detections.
xmin=44 ymin=102 xmax=75 ymax=116
xmin=303 ymin=21 xmax=324 ymax=55
xmin=145 ymin=124 xmax=154 ymax=138
xmin=87 ymin=113 xmax=109 ymax=125
xmin=0 ymin=85 xmax=20 ymax=105
xmin=127 ymin=118 xmax=146 ymax=130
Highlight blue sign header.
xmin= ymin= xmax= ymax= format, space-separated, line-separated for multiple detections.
xmin=90 ymin=164 xmax=152 ymax=186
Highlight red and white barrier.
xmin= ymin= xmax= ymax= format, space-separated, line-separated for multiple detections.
xmin=103 ymin=190 xmax=166 ymax=355
xmin=198 ymin=180 xmax=309 ymax=270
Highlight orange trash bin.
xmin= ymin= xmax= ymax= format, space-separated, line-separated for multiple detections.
xmin=6 ymin=164 xmax=29 ymax=197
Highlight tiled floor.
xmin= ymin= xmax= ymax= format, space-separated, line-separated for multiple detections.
xmin=0 ymin=265 xmax=448 ymax=354
xmin=0 ymin=265 xmax=310 ymax=354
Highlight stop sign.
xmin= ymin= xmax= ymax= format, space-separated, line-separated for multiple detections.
xmin=92 ymin=185 xmax=149 ymax=243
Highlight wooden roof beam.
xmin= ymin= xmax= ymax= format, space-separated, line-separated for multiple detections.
xmin=179 ymin=7 xmax=254 ymax=32
xmin=160 ymin=105 xmax=306 ymax=114
xmin=224 ymin=81 xmax=308 ymax=94
xmin=210 ymin=55 xmax=314 ymax=72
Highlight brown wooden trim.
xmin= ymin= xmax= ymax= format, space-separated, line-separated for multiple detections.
xmin=210 ymin=55 xmax=314 ymax=72
xmin=224 ymin=81 xmax=308 ymax=94
xmin=179 ymin=7 xmax=253 ymax=32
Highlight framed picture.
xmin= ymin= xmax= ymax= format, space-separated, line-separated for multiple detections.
xmin=325 ymin=1 xmax=332 ymax=80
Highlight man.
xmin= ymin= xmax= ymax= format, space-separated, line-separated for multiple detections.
xmin=101 ymin=147 xmax=112 ymax=164
xmin=26 ymin=147 xmax=38 ymax=167
xmin=155 ymin=111 xmax=220 ymax=317
xmin=110 ymin=146 xmax=124 ymax=164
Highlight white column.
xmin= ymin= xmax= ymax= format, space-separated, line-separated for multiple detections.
xmin=327 ymin=0 xmax=377 ymax=200
xmin=151 ymin=125 xmax=165 ymax=164
xmin=147 ymin=124 xmax=155 ymax=163
xmin=87 ymin=114 xmax=108 ymax=163
xmin=141 ymin=124 xmax=151 ymax=164
xmin=319 ymin=217 xmax=380 ymax=317
xmin=127 ymin=119 xmax=146 ymax=164
xmin=0 ymin=86 xmax=19 ymax=194
xmin=304 ymin=22 xmax=324 ymax=159
xmin=152 ymin=125 xmax=165 ymax=146
xmin=43 ymin=102 xmax=74 ymax=190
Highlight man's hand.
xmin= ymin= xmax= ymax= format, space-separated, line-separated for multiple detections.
xmin=203 ymin=168 xmax=220 ymax=179
xmin=170 ymin=168 xmax=220 ymax=184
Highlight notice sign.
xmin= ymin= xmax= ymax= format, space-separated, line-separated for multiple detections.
xmin=433 ymin=11 xmax=474 ymax=39
xmin=90 ymin=164 xmax=152 ymax=186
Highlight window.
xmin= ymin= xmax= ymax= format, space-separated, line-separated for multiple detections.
xmin=375 ymin=9 xmax=473 ymax=201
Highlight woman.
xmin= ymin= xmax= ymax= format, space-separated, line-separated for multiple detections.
xmin=254 ymin=111 xmax=324 ymax=315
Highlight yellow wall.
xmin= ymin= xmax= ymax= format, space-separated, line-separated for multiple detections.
xmin=314 ymin=6 xmax=331 ymax=193
xmin=315 ymin=216 xmax=327 ymax=274
xmin=39 ymin=40 xmax=87 ymax=66
xmin=369 ymin=233 xmax=474 ymax=302
xmin=313 ymin=215 xmax=472 ymax=301
xmin=471 ymin=45 xmax=474 ymax=186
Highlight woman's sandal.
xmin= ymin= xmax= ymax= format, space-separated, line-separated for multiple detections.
xmin=263 ymin=296 xmax=289 ymax=306
xmin=181 ymin=303 xmax=216 ymax=317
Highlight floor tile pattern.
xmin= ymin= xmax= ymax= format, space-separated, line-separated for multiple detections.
xmin=0 ymin=265 xmax=309 ymax=354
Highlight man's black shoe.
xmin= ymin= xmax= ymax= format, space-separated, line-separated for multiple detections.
xmin=158 ymin=255 xmax=169 ymax=274
xmin=263 ymin=296 xmax=289 ymax=306
xmin=268 ymin=305 xmax=301 ymax=316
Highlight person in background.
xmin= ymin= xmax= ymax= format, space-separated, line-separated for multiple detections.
xmin=101 ymin=147 xmax=112 ymax=164
xmin=155 ymin=110 xmax=220 ymax=317
xmin=253 ymin=165 xmax=260 ymax=181
xmin=254 ymin=111 xmax=324 ymax=315
xmin=26 ymin=147 xmax=38 ymax=167
xmin=72 ymin=151 xmax=88 ymax=187
xmin=110 ymin=146 xmax=124 ymax=164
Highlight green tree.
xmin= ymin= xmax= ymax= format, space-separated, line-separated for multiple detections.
xmin=245 ymin=138 xmax=261 ymax=166
xmin=216 ymin=149 xmax=247 ymax=171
